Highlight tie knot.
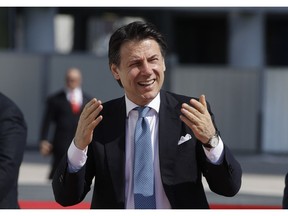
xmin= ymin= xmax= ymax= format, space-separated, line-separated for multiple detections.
xmin=137 ymin=106 xmax=150 ymax=118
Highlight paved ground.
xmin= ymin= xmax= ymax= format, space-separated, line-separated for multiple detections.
xmin=18 ymin=150 xmax=288 ymax=208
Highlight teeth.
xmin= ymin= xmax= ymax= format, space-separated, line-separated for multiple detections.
xmin=139 ymin=79 xmax=154 ymax=86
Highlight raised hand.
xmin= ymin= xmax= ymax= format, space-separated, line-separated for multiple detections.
xmin=74 ymin=98 xmax=103 ymax=150
xmin=180 ymin=94 xmax=216 ymax=144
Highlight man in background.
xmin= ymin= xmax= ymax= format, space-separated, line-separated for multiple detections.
xmin=0 ymin=92 xmax=27 ymax=208
xmin=39 ymin=67 xmax=91 ymax=180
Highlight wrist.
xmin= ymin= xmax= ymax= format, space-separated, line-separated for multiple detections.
xmin=202 ymin=131 xmax=219 ymax=149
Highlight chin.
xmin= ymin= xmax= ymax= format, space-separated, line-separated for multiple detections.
xmin=141 ymin=91 xmax=158 ymax=101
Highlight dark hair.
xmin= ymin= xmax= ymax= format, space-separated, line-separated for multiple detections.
xmin=108 ymin=21 xmax=167 ymax=68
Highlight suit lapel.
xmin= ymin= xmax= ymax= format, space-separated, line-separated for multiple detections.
xmin=158 ymin=91 xmax=182 ymax=185
xmin=59 ymin=91 xmax=73 ymax=112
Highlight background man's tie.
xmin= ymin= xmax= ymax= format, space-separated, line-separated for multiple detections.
xmin=70 ymin=91 xmax=80 ymax=114
xmin=134 ymin=106 xmax=156 ymax=209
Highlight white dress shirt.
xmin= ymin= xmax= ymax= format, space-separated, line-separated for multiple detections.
xmin=67 ymin=93 xmax=224 ymax=209
xmin=66 ymin=87 xmax=83 ymax=106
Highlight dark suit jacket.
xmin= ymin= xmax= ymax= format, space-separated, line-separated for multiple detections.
xmin=52 ymin=90 xmax=242 ymax=209
xmin=0 ymin=92 xmax=27 ymax=208
xmin=40 ymin=90 xmax=91 ymax=179
xmin=283 ymin=173 xmax=288 ymax=208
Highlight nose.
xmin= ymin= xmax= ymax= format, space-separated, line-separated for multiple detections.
xmin=140 ymin=60 xmax=153 ymax=75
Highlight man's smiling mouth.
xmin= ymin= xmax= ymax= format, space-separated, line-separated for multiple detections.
xmin=138 ymin=79 xmax=155 ymax=86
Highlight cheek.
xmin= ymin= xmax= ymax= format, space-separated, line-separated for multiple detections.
xmin=118 ymin=71 xmax=134 ymax=87
xmin=126 ymin=69 xmax=139 ymax=80
xmin=153 ymin=61 xmax=165 ymax=72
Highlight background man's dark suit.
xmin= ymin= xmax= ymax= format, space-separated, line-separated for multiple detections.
xmin=0 ymin=92 xmax=27 ymax=208
xmin=52 ymin=90 xmax=242 ymax=209
xmin=40 ymin=90 xmax=91 ymax=179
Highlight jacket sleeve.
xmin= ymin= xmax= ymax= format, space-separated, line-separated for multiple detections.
xmin=52 ymin=154 xmax=93 ymax=207
xmin=202 ymin=145 xmax=242 ymax=197
xmin=40 ymin=97 xmax=55 ymax=141
xmin=0 ymin=102 xmax=27 ymax=201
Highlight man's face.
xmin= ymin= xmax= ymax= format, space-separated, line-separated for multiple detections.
xmin=66 ymin=69 xmax=82 ymax=90
xmin=111 ymin=39 xmax=166 ymax=106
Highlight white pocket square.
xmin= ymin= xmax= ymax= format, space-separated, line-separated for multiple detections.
xmin=178 ymin=134 xmax=192 ymax=145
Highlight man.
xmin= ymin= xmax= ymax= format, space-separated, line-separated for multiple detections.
xmin=52 ymin=21 xmax=242 ymax=209
xmin=0 ymin=92 xmax=27 ymax=208
xmin=40 ymin=67 xmax=91 ymax=179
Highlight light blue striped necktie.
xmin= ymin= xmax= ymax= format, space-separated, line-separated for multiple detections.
xmin=133 ymin=106 xmax=156 ymax=209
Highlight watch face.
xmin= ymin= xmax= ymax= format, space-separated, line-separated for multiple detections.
xmin=211 ymin=136 xmax=219 ymax=147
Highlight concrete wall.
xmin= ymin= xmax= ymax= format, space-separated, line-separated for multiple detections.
xmin=0 ymin=52 xmax=44 ymax=149
xmin=263 ymin=68 xmax=288 ymax=154
xmin=170 ymin=66 xmax=260 ymax=153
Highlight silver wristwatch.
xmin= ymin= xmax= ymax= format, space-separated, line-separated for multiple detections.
xmin=203 ymin=131 xmax=219 ymax=149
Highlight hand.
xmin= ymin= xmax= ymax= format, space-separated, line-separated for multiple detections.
xmin=40 ymin=140 xmax=53 ymax=156
xmin=180 ymin=94 xmax=216 ymax=144
xmin=74 ymin=98 xmax=103 ymax=150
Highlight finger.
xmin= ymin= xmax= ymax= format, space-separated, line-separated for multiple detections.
xmin=74 ymin=112 xmax=103 ymax=150
xmin=88 ymin=115 xmax=103 ymax=130
xmin=180 ymin=114 xmax=202 ymax=134
xmin=182 ymin=103 xmax=202 ymax=121
xmin=181 ymin=106 xmax=200 ymax=125
xmin=190 ymin=98 xmax=206 ymax=114
xmin=179 ymin=114 xmax=194 ymax=128
xmin=180 ymin=114 xmax=211 ymax=142
xmin=85 ymin=98 xmax=98 ymax=108
xmin=82 ymin=99 xmax=102 ymax=120
xmin=81 ymin=99 xmax=96 ymax=118
xmin=199 ymin=94 xmax=207 ymax=108
xmin=86 ymin=103 xmax=103 ymax=124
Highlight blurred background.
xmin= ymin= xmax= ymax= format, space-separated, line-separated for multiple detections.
xmin=1 ymin=6 xmax=288 ymax=208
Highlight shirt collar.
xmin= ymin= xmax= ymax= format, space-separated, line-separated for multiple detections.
xmin=66 ymin=87 xmax=82 ymax=95
xmin=125 ymin=93 xmax=160 ymax=117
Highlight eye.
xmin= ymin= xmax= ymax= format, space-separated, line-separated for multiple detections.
xmin=148 ymin=56 xmax=159 ymax=63
xmin=129 ymin=61 xmax=141 ymax=67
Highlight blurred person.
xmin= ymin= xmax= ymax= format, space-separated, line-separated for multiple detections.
xmin=39 ymin=67 xmax=92 ymax=180
xmin=0 ymin=92 xmax=27 ymax=208
xmin=52 ymin=21 xmax=242 ymax=209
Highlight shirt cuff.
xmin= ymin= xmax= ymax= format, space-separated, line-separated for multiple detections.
xmin=203 ymin=136 xmax=224 ymax=165
xmin=67 ymin=139 xmax=88 ymax=173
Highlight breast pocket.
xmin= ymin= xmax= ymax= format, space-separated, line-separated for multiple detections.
xmin=174 ymin=137 xmax=199 ymax=183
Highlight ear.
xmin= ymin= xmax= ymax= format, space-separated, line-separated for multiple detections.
xmin=163 ymin=59 xmax=166 ymax=72
xmin=110 ymin=64 xmax=120 ymax=80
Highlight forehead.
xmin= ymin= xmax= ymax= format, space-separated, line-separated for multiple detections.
xmin=120 ymin=39 xmax=161 ymax=58
xmin=67 ymin=70 xmax=81 ymax=78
